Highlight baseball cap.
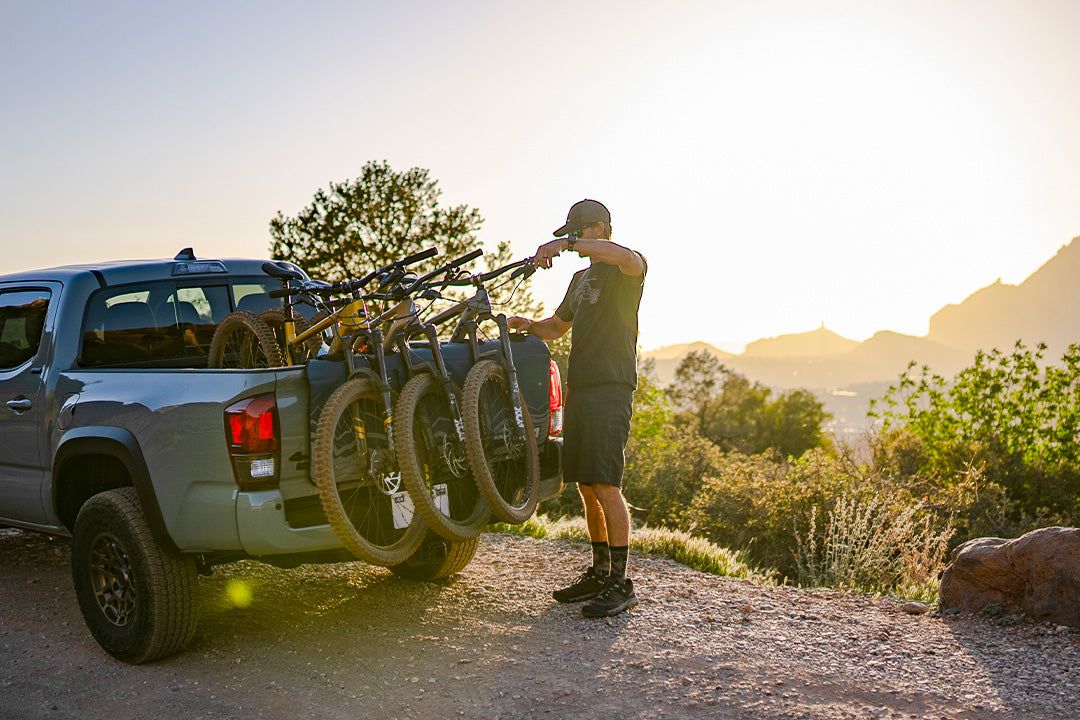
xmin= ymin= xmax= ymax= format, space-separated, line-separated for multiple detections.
xmin=552 ymin=199 xmax=610 ymax=237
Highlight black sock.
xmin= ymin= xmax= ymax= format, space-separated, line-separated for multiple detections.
xmin=591 ymin=542 xmax=610 ymax=575
xmin=609 ymin=545 xmax=629 ymax=581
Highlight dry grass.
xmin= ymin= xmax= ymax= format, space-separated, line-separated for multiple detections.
xmin=795 ymin=494 xmax=953 ymax=603
xmin=491 ymin=515 xmax=773 ymax=583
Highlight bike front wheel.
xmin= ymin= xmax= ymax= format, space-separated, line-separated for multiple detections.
xmin=395 ymin=373 xmax=489 ymax=543
xmin=207 ymin=310 xmax=284 ymax=369
xmin=312 ymin=378 xmax=425 ymax=566
xmin=461 ymin=359 xmax=539 ymax=524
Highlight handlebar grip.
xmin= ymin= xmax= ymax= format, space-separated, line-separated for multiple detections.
xmin=450 ymin=248 xmax=483 ymax=268
xmin=401 ymin=247 xmax=438 ymax=266
xmin=510 ymin=261 xmax=537 ymax=281
xmin=268 ymin=288 xmax=291 ymax=299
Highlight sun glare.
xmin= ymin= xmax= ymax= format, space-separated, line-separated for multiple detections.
xmin=225 ymin=579 xmax=254 ymax=608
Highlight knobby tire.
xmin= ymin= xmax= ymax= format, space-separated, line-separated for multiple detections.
xmin=207 ymin=310 xmax=284 ymax=368
xmin=312 ymin=378 xmax=425 ymax=566
xmin=394 ymin=373 xmax=488 ymax=543
xmin=461 ymin=359 xmax=540 ymax=524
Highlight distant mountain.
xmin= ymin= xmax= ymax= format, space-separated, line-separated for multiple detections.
xmin=928 ymin=238 xmax=1080 ymax=358
xmin=642 ymin=236 xmax=1080 ymax=435
xmin=647 ymin=341 xmax=733 ymax=361
xmin=644 ymin=329 xmax=968 ymax=389
xmin=743 ymin=326 xmax=858 ymax=358
xmin=645 ymin=341 xmax=733 ymax=386
xmin=845 ymin=330 xmax=968 ymax=377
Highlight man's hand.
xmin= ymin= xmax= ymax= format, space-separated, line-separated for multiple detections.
xmin=508 ymin=313 xmax=572 ymax=341
xmin=507 ymin=316 xmax=533 ymax=332
xmin=532 ymin=238 xmax=569 ymax=269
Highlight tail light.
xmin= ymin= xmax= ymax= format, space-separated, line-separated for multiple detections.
xmin=548 ymin=360 xmax=563 ymax=437
xmin=224 ymin=393 xmax=280 ymax=489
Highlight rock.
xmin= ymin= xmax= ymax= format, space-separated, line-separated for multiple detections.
xmin=902 ymin=601 xmax=930 ymax=615
xmin=939 ymin=526 xmax=1080 ymax=628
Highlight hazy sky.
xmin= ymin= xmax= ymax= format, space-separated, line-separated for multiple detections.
xmin=4 ymin=0 xmax=1079 ymax=352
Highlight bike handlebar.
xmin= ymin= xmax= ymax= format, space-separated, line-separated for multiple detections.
xmin=404 ymin=248 xmax=483 ymax=292
xmin=439 ymin=256 xmax=536 ymax=287
xmin=350 ymin=246 xmax=439 ymax=293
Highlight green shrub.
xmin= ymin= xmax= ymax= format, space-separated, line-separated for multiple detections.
xmin=870 ymin=342 xmax=1080 ymax=527
xmin=683 ymin=449 xmax=864 ymax=579
xmin=623 ymin=424 xmax=725 ymax=528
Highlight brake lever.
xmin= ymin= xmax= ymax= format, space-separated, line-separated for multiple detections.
xmin=510 ymin=260 xmax=537 ymax=281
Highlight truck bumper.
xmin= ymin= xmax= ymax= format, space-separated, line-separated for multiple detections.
xmin=235 ymin=490 xmax=342 ymax=557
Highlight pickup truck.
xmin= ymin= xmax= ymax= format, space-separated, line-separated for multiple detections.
xmin=0 ymin=248 xmax=562 ymax=663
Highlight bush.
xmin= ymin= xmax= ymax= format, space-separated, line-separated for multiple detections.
xmin=795 ymin=494 xmax=952 ymax=603
xmin=623 ymin=424 xmax=724 ymax=528
xmin=683 ymin=449 xmax=862 ymax=579
xmin=870 ymin=342 xmax=1080 ymax=527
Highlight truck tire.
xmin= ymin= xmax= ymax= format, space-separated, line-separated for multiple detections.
xmin=207 ymin=310 xmax=284 ymax=368
xmin=390 ymin=529 xmax=480 ymax=581
xmin=312 ymin=377 xmax=426 ymax=566
xmin=461 ymin=359 xmax=540 ymax=524
xmin=395 ymin=372 xmax=489 ymax=543
xmin=70 ymin=487 xmax=198 ymax=664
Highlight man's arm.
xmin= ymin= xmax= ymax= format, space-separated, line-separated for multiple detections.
xmin=507 ymin=313 xmax=571 ymax=341
xmin=572 ymin=239 xmax=645 ymax=277
xmin=532 ymin=237 xmax=644 ymax=277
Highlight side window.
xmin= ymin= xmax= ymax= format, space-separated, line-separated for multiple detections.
xmin=81 ymin=288 xmax=162 ymax=366
xmin=0 ymin=290 xmax=51 ymax=370
xmin=80 ymin=282 xmax=231 ymax=367
xmin=232 ymin=282 xmax=278 ymax=315
xmin=79 ymin=276 xmax=282 ymax=368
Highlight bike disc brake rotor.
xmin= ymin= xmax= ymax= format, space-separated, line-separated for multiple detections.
xmin=438 ymin=433 xmax=471 ymax=478
xmin=368 ymin=449 xmax=402 ymax=495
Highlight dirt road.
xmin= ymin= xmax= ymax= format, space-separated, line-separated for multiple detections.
xmin=1 ymin=527 xmax=1078 ymax=720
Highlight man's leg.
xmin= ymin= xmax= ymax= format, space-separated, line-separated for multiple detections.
xmin=581 ymin=482 xmax=638 ymax=617
xmin=588 ymin=483 xmax=628 ymax=548
xmin=578 ymin=484 xmax=611 ymax=576
xmin=551 ymin=484 xmax=611 ymax=603
xmin=578 ymin=483 xmax=609 ymax=544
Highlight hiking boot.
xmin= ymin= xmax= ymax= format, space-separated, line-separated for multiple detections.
xmin=582 ymin=577 xmax=638 ymax=617
xmin=552 ymin=567 xmax=608 ymax=603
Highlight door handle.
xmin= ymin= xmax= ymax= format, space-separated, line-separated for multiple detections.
xmin=6 ymin=397 xmax=32 ymax=413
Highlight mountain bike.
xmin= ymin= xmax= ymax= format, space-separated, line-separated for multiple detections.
xmin=361 ymin=250 xmax=496 ymax=543
xmin=301 ymin=249 xmax=489 ymax=551
xmin=287 ymin=251 xmax=442 ymax=565
xmin=423 ymin=258 xmax=541 ymax=524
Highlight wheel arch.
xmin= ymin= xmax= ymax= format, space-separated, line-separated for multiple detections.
xmin=53 ymin=427 xmax=180 ymax=556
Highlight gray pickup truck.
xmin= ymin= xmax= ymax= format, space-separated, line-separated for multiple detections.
xmin=0 ymin=249 xmax=562 ymax=663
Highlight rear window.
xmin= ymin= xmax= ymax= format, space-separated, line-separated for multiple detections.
xmin=80 ymin=277 xmax=278 ymax=368
xmin=0 ymin=289 xmax=51 ymax=370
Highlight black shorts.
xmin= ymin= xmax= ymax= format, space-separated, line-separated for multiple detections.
xmin=562 ymin=383 xmax=635 ymax=488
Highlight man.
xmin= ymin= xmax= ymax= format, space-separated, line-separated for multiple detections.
xmin=508 ymin=199 xmax=646 ymax=618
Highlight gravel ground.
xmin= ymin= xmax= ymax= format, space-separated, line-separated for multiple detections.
xmin=1 ymin=527 xmax=1078 ymax=720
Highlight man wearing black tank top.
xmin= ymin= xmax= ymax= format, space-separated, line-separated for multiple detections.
xmin=508 ymin=199 xmax=647 ymax=617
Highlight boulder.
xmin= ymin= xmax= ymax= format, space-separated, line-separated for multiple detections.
xmin=939 ymin=526 xmax=1080 ymax=628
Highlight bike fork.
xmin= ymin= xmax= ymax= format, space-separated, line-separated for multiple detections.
xmin=495 ymin=314 xmax=527 ymax=433
xmin=366 ymin=325 xmax=398 ymax=456
xmin=423 ymin=323 xmax=467 ymax=443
